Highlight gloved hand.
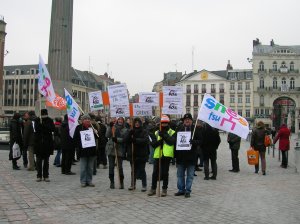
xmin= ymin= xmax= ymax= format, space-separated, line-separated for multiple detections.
xmin=189 ymin=139 xmax=197 ymax=145
xmin=112 ymin=137 xmax=117 ymax=143
xmin=158 ymin=131 xmax=164 ymax=137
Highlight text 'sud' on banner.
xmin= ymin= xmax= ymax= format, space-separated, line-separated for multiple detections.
xmin=88 ymin=91 xmax=104 ymax=111
xmin=38 ymin=55 xmax=56 ymax=103
xmin=64 ymin=88 xmax=80 ymax=138
xmin=162 ymin=86 xmax=183 ymax=115
xmin=198 ymin=94 xmax=249 ymax=139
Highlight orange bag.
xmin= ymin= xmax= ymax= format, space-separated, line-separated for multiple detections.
xmin=264 ymin=135 xmax=272 ymax=147
xmin=247 ymin=148 xmax=259 ymax=165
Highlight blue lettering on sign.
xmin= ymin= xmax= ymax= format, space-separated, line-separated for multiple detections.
xmin=208 ymin=111 xmax=220 ymax=121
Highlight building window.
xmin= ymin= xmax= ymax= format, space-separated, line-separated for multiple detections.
xmin=238 ymin=95 xmax=242 ymax=104
xmin=265 ymin=109 xmax=269 ymax=115
xmin=273 ymin=77 xmax=277 ymax=89
xmin=290 ymin=78 xmax=295 ymax=89
xmin=290 ymin=62 xmax=294 ymax=71
xmin=211 ymin=84 xmax=216 ymax=93
xmin=272 ymin=61 xmax=277 ymax=71
xmin=246 ymin=109 xmax=250 ymax=118
xmin=194 ymin=84 xmax=198 ymax=93
xmin=186 ymin=85 xmax=191 ymax=93
xmin=259 ymin=61 xmax=264 ymax=71
xmin=260 ymin=109 xmax=264 ymax=115
xmin=255 ymin=109 xmax=259 ymax=115
xmin=201 ymin=84 xmax=206 ymax=93
xmin=186 ymin=108 xmax=190 ymax=114
xmin=246 ymin=95 xmax=250 ymax=103
xmin=246 ymin=82 xmax=250 ymax=90
xmin=238 ymin=110 xmax=242 ymax=116
xmin=238 ymin=82 xmax=242 ymax=91
xmin=219 ymin=83 xmax=224 ymax=93
xmin=186 ymin=95 xmax=191 ymax=106
xmin=194 ymin=95 xmax=198 ymax=107
xmin=260 ymin=95 xmax=264 ymax=106
xmin=219 ymin=95 xmax=224 ymax=104
xmin=193 ymin=107 xmax=198 ymax=119
xmin=230 ymin=95 xmax=235 ymax=103
xmin=246 ymin=73 xmax=252 ymax=79
xmin=281 ymin=61 xmax=287 ymax=68
xmin=260 ymin=77 xmax=264 ymax=88
xmin=230 ymin=82 xmax=235 ymax=90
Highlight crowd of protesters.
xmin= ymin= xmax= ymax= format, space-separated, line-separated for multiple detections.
xmin=8 ymin=109 xmax=288 ymax=197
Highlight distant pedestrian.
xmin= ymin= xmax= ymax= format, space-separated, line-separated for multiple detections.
xmin=95 ymin=116 xmax=108 ymax=169
xmin=9 ymin=113 xmax=23 ymax=170
xmin=251 ymin=121 xmax=267 ymax=175
xmin=23 ymin=111 xmax=37 ymax=171
xmin=202 ymin=123 xmax=221 ymax=180
xmin=61 ymin=114 xmax=76 ymax=175
xmin=273 ymin=124 xmax=290 ymax=169
xmin=227 ymin=132 xmax=241 ymax=172
xmin=53 ymin=117 xmax=62 ymax=167
xmin=74 ymin=114 xmax=98 ymax=187
xmin=21 ymin=112 xmax=29 ymax=168
xmin=34 ymin=109 xmax=55 ymax=182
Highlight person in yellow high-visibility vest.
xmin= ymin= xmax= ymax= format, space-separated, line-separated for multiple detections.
xmin=148 ymin=115 xmax=176 ymax=197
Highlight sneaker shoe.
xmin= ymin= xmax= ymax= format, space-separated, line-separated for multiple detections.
xmin=36 ymin=178 xmax=42 ymax=182
xmin=81 ymin=183 xmax=87 ymax=187
xmin=262 ymin=171 xmax=266 ymax=175
xmin=147 ymin=189 xmax=156 ymax=196
xmin=44 ymin=178 xmax=50 ymax=182
xmin=87 ymin=183 xmax=95 ymax=187
xmin=184 ymin=193 xmax=191 ymax=198
xmin=174 ymin=192 xmax=185 ymax=196
xmin=141 ymin=186 xmax=147 ymax=192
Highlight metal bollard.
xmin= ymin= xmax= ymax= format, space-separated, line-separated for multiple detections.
xmin=295 ymin=141 xmax=300 ymax=173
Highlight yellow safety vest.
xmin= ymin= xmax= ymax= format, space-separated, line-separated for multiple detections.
xmin=153 ymin=129 xmax=175 ymax=159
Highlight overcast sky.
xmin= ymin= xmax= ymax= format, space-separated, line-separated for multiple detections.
xmin=1 ymin=0 xmax=300 ymax=95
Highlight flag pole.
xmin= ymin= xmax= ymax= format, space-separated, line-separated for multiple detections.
xmin=158 ymin=106 xmax=162 ymax=197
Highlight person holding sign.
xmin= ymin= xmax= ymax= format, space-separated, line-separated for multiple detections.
xmin=73 ymin=114 xmax=98 ymax=187
xmin=174 ymin=113 xmax=202 ymax=198
xmin=127 ymin=117 xmax=149 ymax=192
xmin=148 ymin=115 xmax=176 ymax=197
xmin=105 ymin=117 xmax=129 ymax=189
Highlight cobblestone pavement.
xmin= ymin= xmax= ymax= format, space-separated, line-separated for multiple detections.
xmin=0 ymin=134 xmax=300 ymax=224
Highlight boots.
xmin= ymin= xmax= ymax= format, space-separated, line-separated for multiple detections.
xmin=147 ymin=189 xmax=156 ymax=196
xmin=110 ymin=182 xmax=115 ymax=189
xmin=120 ymin=181 xmax=124 ymax=189
xmin=161 ymin=189 xmax=167 ymax=197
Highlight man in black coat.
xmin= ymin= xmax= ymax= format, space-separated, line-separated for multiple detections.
xmin=9 ymin=113 xmax=23 ymax=170
xmin=201 ymin=123 xmax=221 ymax=180
xmin=227 ymin=132 xmax=241 ymax=172
xmin=34 ymin=109 xmax=55 ymax=182
xmin=174 ymin=113 xmax=202 ymax=198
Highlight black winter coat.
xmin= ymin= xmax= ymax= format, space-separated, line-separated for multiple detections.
xmin=34 ymin=117 xmax=55 ymax=157
xmin=127 ymin=127 xmax=149 ymax=162
xmin=175 ymin=124 xmax=202 ymax=165
xmin=201 ymin=124 xmax=221 ymax=153
xmin=73 ymin=124 xmax=98 ymax=157
xmin=60 ymin=120 xmax=75 ymax=152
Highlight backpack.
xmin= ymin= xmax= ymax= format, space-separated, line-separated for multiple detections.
xmin=264 ymin=135 xmax=272 ymax=147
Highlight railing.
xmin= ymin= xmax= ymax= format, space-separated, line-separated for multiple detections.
xmin=194 ymin=102 xmax=198 ymax=107
xmin=219 ymin=88 xmax=224 ymax=93
xmin=211 ymin=89 xmax=216 ymax=93
xmin=194 ymin=89 xmax=198 ymax=93
xmin=201 ymin=89 xmax=206 ymax=93
xmin=186 ymin=89 xmax=191 ymax=93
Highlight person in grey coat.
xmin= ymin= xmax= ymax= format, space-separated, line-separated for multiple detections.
xmin=227 ymin=132 xmax=241 ymax=172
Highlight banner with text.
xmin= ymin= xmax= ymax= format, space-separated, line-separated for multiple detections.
xmin=38 ymin=55 xmax=56 ymax=103
xmin=162 ymin=86 xmax=183 ymax=115
xmin=110 ymin=104 xmax=130 ymax=117
xmin=198 ymin=94 xmax=249 ymax=139
xmin=132 ymin=103 xmax=153 ymax=117
xmin=88 ymin=91 xmax=104 ymax=111
xmin=138 ymin=92 xmax=159 ymax=106
xmin=65 ymin=89 xmax=80 ymax=138
xmin=108 ymin=83 xmax=129 ymax=106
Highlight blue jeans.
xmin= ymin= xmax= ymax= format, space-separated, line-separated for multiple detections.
xmin=54 ymin=149 xmax=61 ymax=166
xmin=80 ymin=156 xmax=96 ymax=184
xmin=176 ymin=164 xmax=195 ymax=193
